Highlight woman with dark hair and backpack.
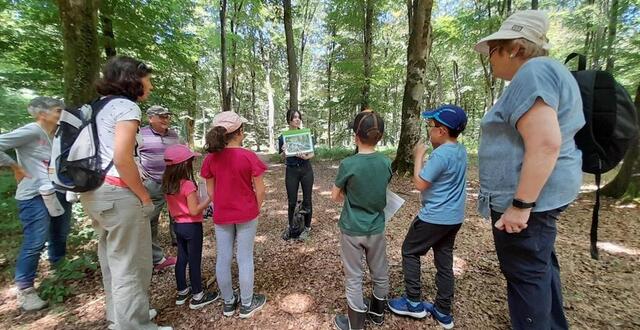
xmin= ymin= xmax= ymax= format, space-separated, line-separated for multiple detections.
xmin=79 ymin=56 xmax=171 ymax=330
xmin=474 ymin=11 xmax=584 ymax=329
xmin=278 ymin=109 xmax=315 ymax=240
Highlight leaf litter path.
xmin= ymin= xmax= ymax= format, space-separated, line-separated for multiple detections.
xmin=1 ymin=159 xmax=639 ymax=329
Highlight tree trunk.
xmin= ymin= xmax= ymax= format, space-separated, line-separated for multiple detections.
xmin=298 ymin=0 xmax=316 ymax=104
xmin=250 ymin=37 xmax=260 ymax=152
xmin=531 ymin=0 xmax=538 ymax=9
xmin=361 ymin=0 xmax=374 ymax=110
xmin=605 ymin=0 xmax=619 ymax=73
xmin=228 ymin=0 xmax=244 ymax=114
xmin=99 ymin=0 xmax=116 ymax=59
xmin=392 ymin=0 xmax=434 ymax=175
xmin=56 ymin=0 xmax=100 ymax=108
xmin=283 ymin=0 xmax=299 ymax=112
xmin=220 ymin=0 xmax=231 ymax=111
xmin=259 ymin=31 xmax=276 ymax=152
xmin=602 ymin=85 xmax=640 ymax=198
xmin=326 ymin=25 xmax=336 ymax=149
xmin=452 ymin=60 xmax=461 ymax=105
xmin=186 ymin=70 xmax=197 ymax=148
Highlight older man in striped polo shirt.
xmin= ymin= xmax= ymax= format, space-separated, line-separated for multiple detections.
xmin=141 ymin=105 xmax=180 ymax=272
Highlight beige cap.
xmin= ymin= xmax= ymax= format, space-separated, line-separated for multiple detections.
xmin=474 ymin=10 xmax=550 ymax=55
xmin=212 ymin=111 xmax=248 ymax=133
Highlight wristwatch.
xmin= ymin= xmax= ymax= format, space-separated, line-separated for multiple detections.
xmin=512 ymin=198 xmax=536 ymax=209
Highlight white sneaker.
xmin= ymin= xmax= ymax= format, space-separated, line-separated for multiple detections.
xmin=158 ymin=327 xmax=172 ymax=330
xmin=107 ymin=309 xmax=159 ymax=330
xmin=17 ymin=287 xmax=47 ymax=311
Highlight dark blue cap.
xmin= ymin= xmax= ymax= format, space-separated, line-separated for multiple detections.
xmin=421 ymin=104 xmax=467 ymax=131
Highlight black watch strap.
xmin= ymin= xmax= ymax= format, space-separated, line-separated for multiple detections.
xmin=512 ymin=198 xmax=536 ymax=209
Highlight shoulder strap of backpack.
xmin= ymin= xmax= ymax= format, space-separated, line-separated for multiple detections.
xmin=590 ymin=171 xmax=601 ymax=260
xmin=89 ymin=96 xmax=127 ymax=174
xmin=564 ymin=53 xmax=587 ymax=71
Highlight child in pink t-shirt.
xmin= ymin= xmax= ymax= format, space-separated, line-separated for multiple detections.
xmin=162 ymin=144 xmax=218 ymax=310
xmin=200 ymin=111 xmax=267 ymax=318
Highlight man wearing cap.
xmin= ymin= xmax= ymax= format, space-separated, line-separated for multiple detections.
xmin=140 ymin=105 xmax=180 ymax=272
xmin=474 ymin=10 xmax=584 ymax=329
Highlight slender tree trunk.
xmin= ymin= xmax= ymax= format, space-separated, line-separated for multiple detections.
xmin=283 ymin=0 xmax=299 ymax=112
xmin=392 ymin=0 xmax=434 ymax=174
xmin=228 ymin=0 xmax=244 ymax=114
xmin=99 ymin=1 xmax=116 ymax=58
xmin=220 ymin=0 xmax=231 ymax=111
xmin=259 ymin=32 xmax=276 ymax=152
xmin=605 ymin=0 xmax=619 ymax=73
xmin=186 ymin=70 xmax=197 ymax=147
xmin=531 ymin=0 xmax=539 ymax=9
xmin=602 ymin=85 xmax=640 ymax=198
xmin=250 ymin=37 xmax=260 ymax=152
xmin=56 ymin=0 xmax=100 ymax=108
xmin=452 ymin=60 xmax=461 ymax=105
xmin=326 ymin=25 xmax=336 ymax=149
xmin=298 ymin=0 xmax=315 ymax=104
xmin=361 ymin=0 xmax=374 ymax=110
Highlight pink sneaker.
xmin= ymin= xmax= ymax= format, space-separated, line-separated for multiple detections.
xmin=154 ymin=256 xmax=177 ymax=272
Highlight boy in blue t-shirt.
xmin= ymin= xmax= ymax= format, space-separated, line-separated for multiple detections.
xmin=388 ymin=105 xmax=468 ymax=329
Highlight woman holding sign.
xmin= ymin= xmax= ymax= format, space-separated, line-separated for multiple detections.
xmin=278 ymin=109 xmax=314 ymax=240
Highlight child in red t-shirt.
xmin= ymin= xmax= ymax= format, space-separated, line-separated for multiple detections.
xmin=162 ymin=144 xmax=218 ymax=309
xmin=200 ymin=111 xmax=267 ymax=318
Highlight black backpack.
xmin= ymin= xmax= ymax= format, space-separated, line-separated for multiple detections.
xmin=282 ymin=201 xmax=307 ymax=241
xmin=49 ymin=96 xmax=122 ymax=192
xmin=565 ymin=53 xmax=639 ymax=259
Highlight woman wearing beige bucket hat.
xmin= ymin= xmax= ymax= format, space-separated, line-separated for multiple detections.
xmin=474 ymin=10 xmax=585 ymax=330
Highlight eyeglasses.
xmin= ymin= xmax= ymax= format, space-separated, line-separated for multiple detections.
xmin=489 ymin=46 xmax=500 ymax=58
xmin=426 ymin=121 xmax=442 ymax=129
xmin=158 ymin=114 xmax=171 ymax=120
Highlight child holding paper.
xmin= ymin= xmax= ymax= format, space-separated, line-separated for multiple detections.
xmin=331 ymin=111 xmax=391 ymax=330
xmin=388 ymin=105 xmax=468 ymax=329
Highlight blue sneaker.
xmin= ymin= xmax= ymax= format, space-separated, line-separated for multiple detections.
xmin=387 ymin=296 xmax=428 ymax=319
xmin=423 ymin=301 xmax=454 ymax=329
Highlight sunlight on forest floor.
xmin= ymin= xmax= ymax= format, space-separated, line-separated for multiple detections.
xmin=598 ymin=242 xmax=640 ymax=256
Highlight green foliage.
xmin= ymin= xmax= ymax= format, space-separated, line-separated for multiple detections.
xmin=0 ymin=87 xmax=32 ymax=133
xmin=0 ymin=171 xmax=21 ymax=281
xmin=39 ymin=255 xmax=98 ymax=304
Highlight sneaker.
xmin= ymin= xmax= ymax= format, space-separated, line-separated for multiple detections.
xmin=239 ymin=294 xmax=266 ymax=319
xmin=153 ymin=256 xmax=177 ymax=273
xmin=189 ymin=291 xmax=219 ymax=310
xmin=17 ymin=287 xmax=48 ymax=311
xmin=176 ymin=288 xmax=191 ymax=306
xmin=387 ymin=296 xmax=428 ymax=319
xmin=223 ymin=294 xmax=239 ymax=317
xmin=423 ymin=301 xmax=454 ymax=329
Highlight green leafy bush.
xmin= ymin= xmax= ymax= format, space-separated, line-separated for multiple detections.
xmin=39 ymin=255 xmax=98 ymax=304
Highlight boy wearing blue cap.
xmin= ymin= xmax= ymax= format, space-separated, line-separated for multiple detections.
xmin=388 ymin=105 xmax=468 ymax=329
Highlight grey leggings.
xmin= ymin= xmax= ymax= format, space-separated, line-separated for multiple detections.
xmin=215 ymin=219 xmax=258 ymax=306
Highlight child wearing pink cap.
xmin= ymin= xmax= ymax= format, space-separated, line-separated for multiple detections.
xmin=200 ymin=111 xmax=268 ymax=318
xmin=162 ymin=144 xmax=218 ymax=309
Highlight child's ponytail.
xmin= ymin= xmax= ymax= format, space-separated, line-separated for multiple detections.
xmin=205 ymin=126 xmax=228 ymax=153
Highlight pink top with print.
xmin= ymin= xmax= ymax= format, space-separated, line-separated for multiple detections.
xmin=165 ymin=179 xmax=204 ymax=223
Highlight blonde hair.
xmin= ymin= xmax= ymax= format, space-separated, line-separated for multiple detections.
xmin=489 ymin=38 xmax=548 ymax=59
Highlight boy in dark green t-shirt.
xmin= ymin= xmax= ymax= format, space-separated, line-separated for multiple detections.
xmin=331 ymin=111 xmax=392 ymax=330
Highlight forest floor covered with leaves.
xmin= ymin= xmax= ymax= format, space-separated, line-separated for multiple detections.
xmin=0 ymin=158 xmax=639 ymax=329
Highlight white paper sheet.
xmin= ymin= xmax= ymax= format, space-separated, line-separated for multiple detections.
xmin=384 ymin=189 xmax=405 ymax=222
